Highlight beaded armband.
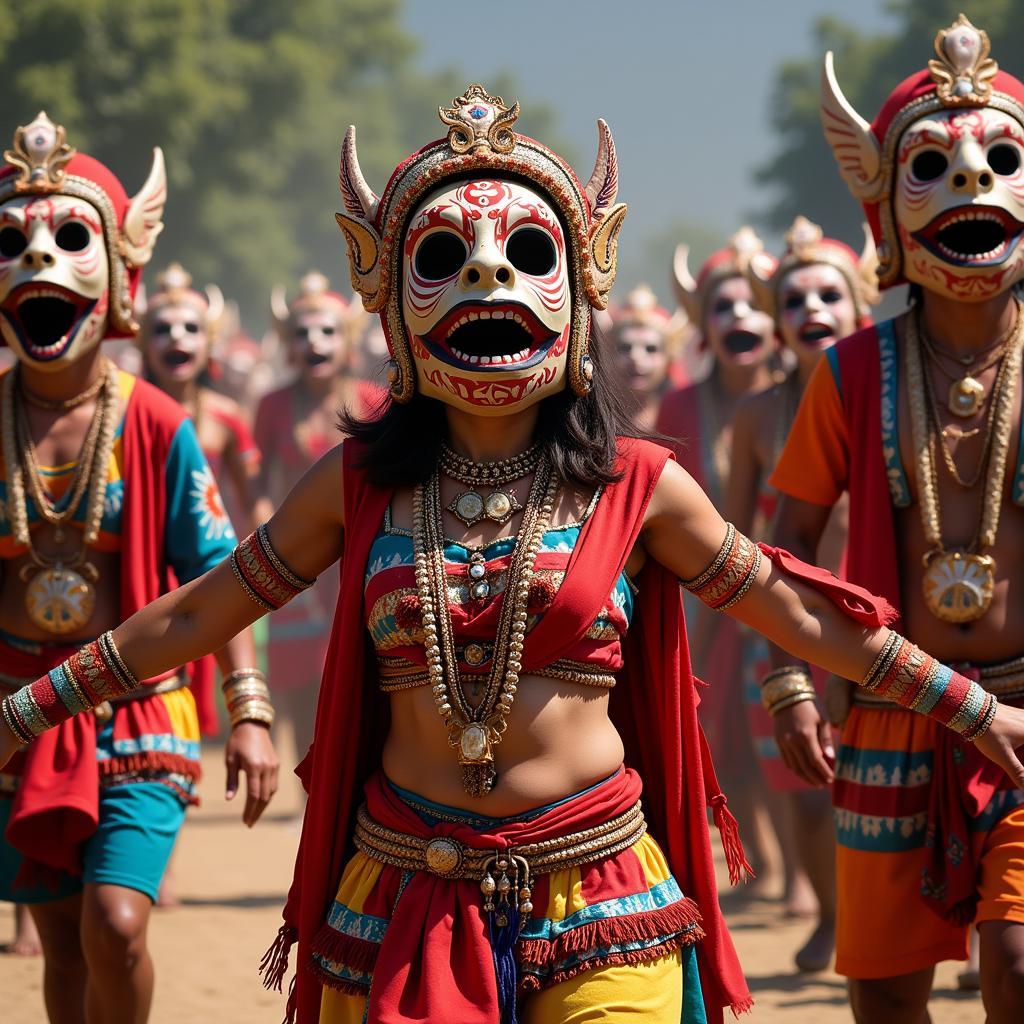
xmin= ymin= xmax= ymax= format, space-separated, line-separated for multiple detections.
xmin=681 ymin=523 xmax=762 ymax=610
xmin=222 ymin=668 xmax=275 ymax=729
xmin=761 ymin=665 xmax=816 ymax=717
xmin=0 ymin=632 xmax=138 ymax=745
xmin=230 ymin=524 xmax=315 ymax=611
xmin=863 ymin=632 xmax=998 ymax=741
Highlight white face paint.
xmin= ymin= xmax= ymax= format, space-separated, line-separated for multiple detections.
xmin=612 ymin=323 xmax=668 ymax=396
xmin=703 ymin=275 xmax=774 ymax=368
xmin=777 ymin=263 xmax=858 ymax=375
xmin=895 ymin=108 xmax=1024 ymax=300
xmin=401 ymin=178 xmax=571 ymax=414
xmin=0 ymin=195 xmax=110 ymax=370
xmin=289 ymin=308 xmax=348 ymax=382
xmin=142 ymin=303 xmax=209 ymax=386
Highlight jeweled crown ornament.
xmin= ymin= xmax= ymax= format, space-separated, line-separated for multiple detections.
xmin=3 ymin=112 xmax=75 ymax=193
xmin=928 ymin=14 xmax=997 ymax=106
xmin=270 ymin=269 xmax=351 ymax=336
xmin=142 ymin=262 xmax=225 ymax=334
xmin=334 ymin=83 xmax=627 ymax=403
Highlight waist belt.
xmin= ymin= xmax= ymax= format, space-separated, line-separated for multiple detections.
xmin=853 ymin=656 xmax=1024 ymax=709
xmin=354 ymin=799 xmax=647 ymax=929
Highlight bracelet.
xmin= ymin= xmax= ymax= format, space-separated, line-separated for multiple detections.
xmin=760 ymin=666 xmax=816 ymax=716
xmin=861 ymin=632 xmax=998 ymax=740
xmin=0 ymin=631 xmax=139 ymax=745
xmin=222 ymin=668 xmax=275 ymax=729
xmin=681 ymin=523 xmax=762 ymax=610
xmin=230 ymin=524 xmax=316 ymax=611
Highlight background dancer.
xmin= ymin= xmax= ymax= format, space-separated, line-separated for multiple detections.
xmin=769 ymin=17 xmax=1024 ymax=1023
xmin=0 ymin=112 xmax=278 ymax=1024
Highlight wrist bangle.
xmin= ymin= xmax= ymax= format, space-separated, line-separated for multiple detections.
xmin=222 ymin=668 xmax=275 ymax=728
xmin=765 ymin=691 xmax=817 ymax=717
xmin=761 ymin=667 xmax=815 ymax=714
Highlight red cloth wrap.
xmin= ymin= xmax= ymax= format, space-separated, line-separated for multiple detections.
xmin=832 ymin=329 xmax=1017 ymax=922
xmin=271 ymin=437 xmax=752 ymax=1024
xmin=5 ymin=380 xmax=187 ymax=878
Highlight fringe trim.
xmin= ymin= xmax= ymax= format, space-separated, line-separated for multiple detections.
xmin=709 ymin=796 xmax=754 ymax=885
xmin=308 ymin=955 xmax=372 ymax=996
xmin=283 ymin=975 xmax=298 ymax=1024
xmin=98 ymin=751 xmax=202 ymax=782
xmin=310 ymin=918 xmax=381 ymax=975
xmin=730 ymin=994 xmax=755 ymax=1016
xmin=517 ymin=898 xmax=704 ymax=967
xmin=260 ymin=923 xmax=298 ymax=993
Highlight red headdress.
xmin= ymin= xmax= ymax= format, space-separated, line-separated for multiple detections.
xmin=0 ymin=112 xmax=166 ymax=338
xmin=139 ymin=262 xmax=225 ymax=342
xmin=821 ymin=14 xmax=1024 ymax=288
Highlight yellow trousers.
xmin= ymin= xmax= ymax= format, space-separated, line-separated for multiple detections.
xmin=320 ymin=947 xmax=684 ymax=1023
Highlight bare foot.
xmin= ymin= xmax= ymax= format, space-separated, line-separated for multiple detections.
xmin=3 ymin=904 xmax=42 ymax=956
xmin=794 ymin=919 xmax=835 ymax=973
xmin=783 ymin=872 xmax=817 ymax=919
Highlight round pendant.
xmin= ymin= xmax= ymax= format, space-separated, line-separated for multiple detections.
xmin=455 ymin=491 xmax=485 ymax=524
xmin=469 ymin=561 xmax=486 ymax=581
xmin=470 ymin=580 xmax=491 ymax=600
xmin=922 ymin=550 xmax=995 ymax=623
xmin=948 ymin=377 xmax=985 ymax=418
xmin=459 ymin=723 xmax=490 ymax=762
xmin=25 ymin=566 xmax=96 ymax=635
xmin=484 ymin=490 xmax=512 ymax=521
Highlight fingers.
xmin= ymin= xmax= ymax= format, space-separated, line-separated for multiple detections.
xmin=784 ymin=727 xmax=833 ymax=786
xmin=243 ymin=765 xmax=263 ymax=828
xmin=225 ymin=750 xmax=239 ymax=801
xmin=818 ymin=719 xmax=836 ymax=764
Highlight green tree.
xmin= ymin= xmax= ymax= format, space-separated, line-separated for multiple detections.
xmin=0 ymin=1 xmax=562 ymax=327
xmin=755 ymin=1 xmax=1020 ymax=245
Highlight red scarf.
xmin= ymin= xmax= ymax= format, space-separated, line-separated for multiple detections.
xmin=835 ymin=328 xmax=1009 ymax=923
xmin=268 ymin=437 xmax=752 ymax=1024
xmin=6 ymin=379 xmax=186 ymax=877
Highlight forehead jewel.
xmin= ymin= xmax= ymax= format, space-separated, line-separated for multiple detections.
xmin=439 ymin=83 xmax=521 ymax=155
xmin=3 ymin=111 xmax=75 ymax=193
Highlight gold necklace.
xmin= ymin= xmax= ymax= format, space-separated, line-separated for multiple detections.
xmin=1 ymin=361 xmax=119 ymax=635
xmin=905 ymin=314 xmax=1023 ymax=623
xmin=19 ymin=370 xmax=106 ymax=412
xmin=412 ymin=455 xmax=557 ymax=797
xmin=919 ymin=302 xmax=1019 ymax=417
xmin=440 ymin=442 xmax=542 ymax=528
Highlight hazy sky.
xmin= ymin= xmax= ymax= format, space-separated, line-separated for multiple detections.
xmin=403 ymin=0 xmax=896 ymax=296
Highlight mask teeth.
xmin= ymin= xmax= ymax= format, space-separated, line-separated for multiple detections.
xmin=448 ymin=346 xmax=533 ymax=366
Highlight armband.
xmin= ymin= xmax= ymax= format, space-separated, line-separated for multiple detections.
xmin=230 ymin=524 xmax=315 ymax=611
xmin=681 ymin=523 xmax=762 ymax=610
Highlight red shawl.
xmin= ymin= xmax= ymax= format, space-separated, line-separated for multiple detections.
xmin=6 ymin=379 xmax=187 ymax=875
xmin=271 ymin=436 xmax=752 ymax=1024
xmin=834 ymin=329 xmax=1009 ymax=923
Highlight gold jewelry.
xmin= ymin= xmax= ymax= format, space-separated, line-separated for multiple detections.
xmin=413 ymin=454 xmax=558 ymax=797
xmin=438 ymin=442 xmax=542 ymax=487
xmin=1 ymin=362 xmax=119 ymax=634
xmin=19 ymin=370 xmax=107 ymax=412
xmin=760 ymin=666 xmax=816 ymax=716
xmin=447 ymin=486 xmax=523 ymax=528
xmin=905 ymin=313 xmax=1023 ymax=623
xmin=222 ymin=668 xmax=275 ymax=728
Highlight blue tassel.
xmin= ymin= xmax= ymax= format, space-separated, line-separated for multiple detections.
xmin=489 ymin=904 xmax=521 ymax=1024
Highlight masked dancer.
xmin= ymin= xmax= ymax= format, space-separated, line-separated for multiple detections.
xmin=769 ymin=17 xmax=1024 ymax=1022
xmin=0 ymin=113 xmax=278 ymax=1023
xmin=3 ymin=87 xmax=1024 ymax=1024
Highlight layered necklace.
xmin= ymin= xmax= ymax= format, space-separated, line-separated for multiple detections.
xmin=1 ymin=360 xmax=119 ymax=635
xmin=439 ymin=441 xmax=542 ymax=528
xmin=413 ymin=450 xmax=558 ymax=797
xmin=905 ymin=312 xmax=1024 ymax=624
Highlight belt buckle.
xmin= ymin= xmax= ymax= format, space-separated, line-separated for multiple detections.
xmin=424 ymin=838 xmax=464 ymax=877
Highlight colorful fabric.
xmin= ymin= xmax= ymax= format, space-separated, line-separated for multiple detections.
xmin=681 ymin=525 xmax=761 ymax=611
xmin=311 ymin=770 xmax=703 ymax=1024
xmin=270 ymin=437 xmax=752 ymax=1024
xmin=2 ymin=378 xmax=223 ymax=884
xmin=232 ymin=524 xmax=315 ymax=611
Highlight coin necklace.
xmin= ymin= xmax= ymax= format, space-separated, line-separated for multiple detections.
xmin=905 ymin=314 xmax=1023 ymax=623
xmin=1 ymin=361 xmax=119 ymax=635
xmin=439 ymin=441 xmax=542 ymax=528
xmin=412 ymin=453 xmax=557 ymax=797
xmin=919 ymin=301 xmax=1019 ymax=417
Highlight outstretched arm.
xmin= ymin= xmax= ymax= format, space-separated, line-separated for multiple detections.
xmin=642 ymin=460 xmax=1024 ymax=786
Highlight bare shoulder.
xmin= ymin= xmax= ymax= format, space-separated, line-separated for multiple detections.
xmin=646 ymin=457 xmax=706 ymax=520
xmin=735 ymin=383 xmax=783 ymax=433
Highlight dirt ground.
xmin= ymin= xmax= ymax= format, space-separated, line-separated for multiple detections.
xmin=1 ymin=746 xmax=984 ymax=1023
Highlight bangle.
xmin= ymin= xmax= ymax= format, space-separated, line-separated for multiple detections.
xmin=222 ymin=668 xmax=275 ymax=729
xmin=760 ymin=666 xmax=816 ymax=715
xmin=766 ymin=691 xmax=817 ymax=717
xmin=230 ymin=524 xmax=315 ymax=611
xmin=681 ymin=523 xmax=762 ymax=610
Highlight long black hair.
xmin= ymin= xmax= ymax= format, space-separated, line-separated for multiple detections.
xmin=340 ymin=317 xmax=651 ymax=489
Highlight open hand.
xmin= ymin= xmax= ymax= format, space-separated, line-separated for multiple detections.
xmin=974 ymin=702 xmax=1024 ymax=788
xmin=773 ymin=699 xmax=836 ymax=787
xmin=225 ymin=721 xmax=279 ymax=827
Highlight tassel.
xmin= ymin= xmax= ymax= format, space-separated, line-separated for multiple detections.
xmin=489 ymin=905 xmax=521 ymax=1024
xmin=710 ymin=794 xmax=754 ymax=886
xmin=260 ymin=923 xmax=297 ymax=993
xmin=282 ymin=974 xmax=298 ymax=1024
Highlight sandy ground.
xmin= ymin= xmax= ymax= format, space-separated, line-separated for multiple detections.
xmin=1 ymin=746 xmax=985 ymax=1023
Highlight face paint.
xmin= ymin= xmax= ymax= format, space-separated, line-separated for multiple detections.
xmin=613 ymin=324 xmax=668 ymax=396
xmin=143 ymin=303 xmax=208 ymax=386
xmin=703 ymin=275 xmax=774 ymax=368
xmin=401 ymin=178 xmax=571 ymax=414
xmin=290 ymin=308 xmax=348 ymax=381
xmin=777 ymin=263 xmax=857 ymax=372
xmin=895 ymin=108 xmax=1024 ymax=300
xmin=0 ymin=195 xmax=110 ymax=371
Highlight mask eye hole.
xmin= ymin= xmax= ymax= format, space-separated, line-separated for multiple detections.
xmin=0 ymin=227 xmax=27 ymax=259
xmin=506 ymin=227 xmax=556 ymax=276
xmin=782 ymin=292 xmax=804 ymax=311
xmin=414 ymin=231 xmax=467 ymax=281
xmin=822 ymin=288 xmax=844 ymax=304
xmin=55 ymin=222 xmax=90 ymax=252
xmin=988 ymin=143 xmax=1021 ymax=176
xmin=911 ymin=150 xmax=948 ymax=182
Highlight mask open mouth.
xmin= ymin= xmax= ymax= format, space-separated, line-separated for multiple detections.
xmin=422 ymin=301 xmax=558 ymax=371
xmin=1 ymin=284 xmax=97 ymax=362
xmin=798 ymin=322 xmax=836 ymax=347
xmin=914 ymin=205 xmax=1024 ymax=267
xmin=722 ymin=329 xmax=765 ymax=355
xmin=305 ymin=351 xmax=333 ymax=368
xmin=162 ymin=349 xmax=194 ymax=369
